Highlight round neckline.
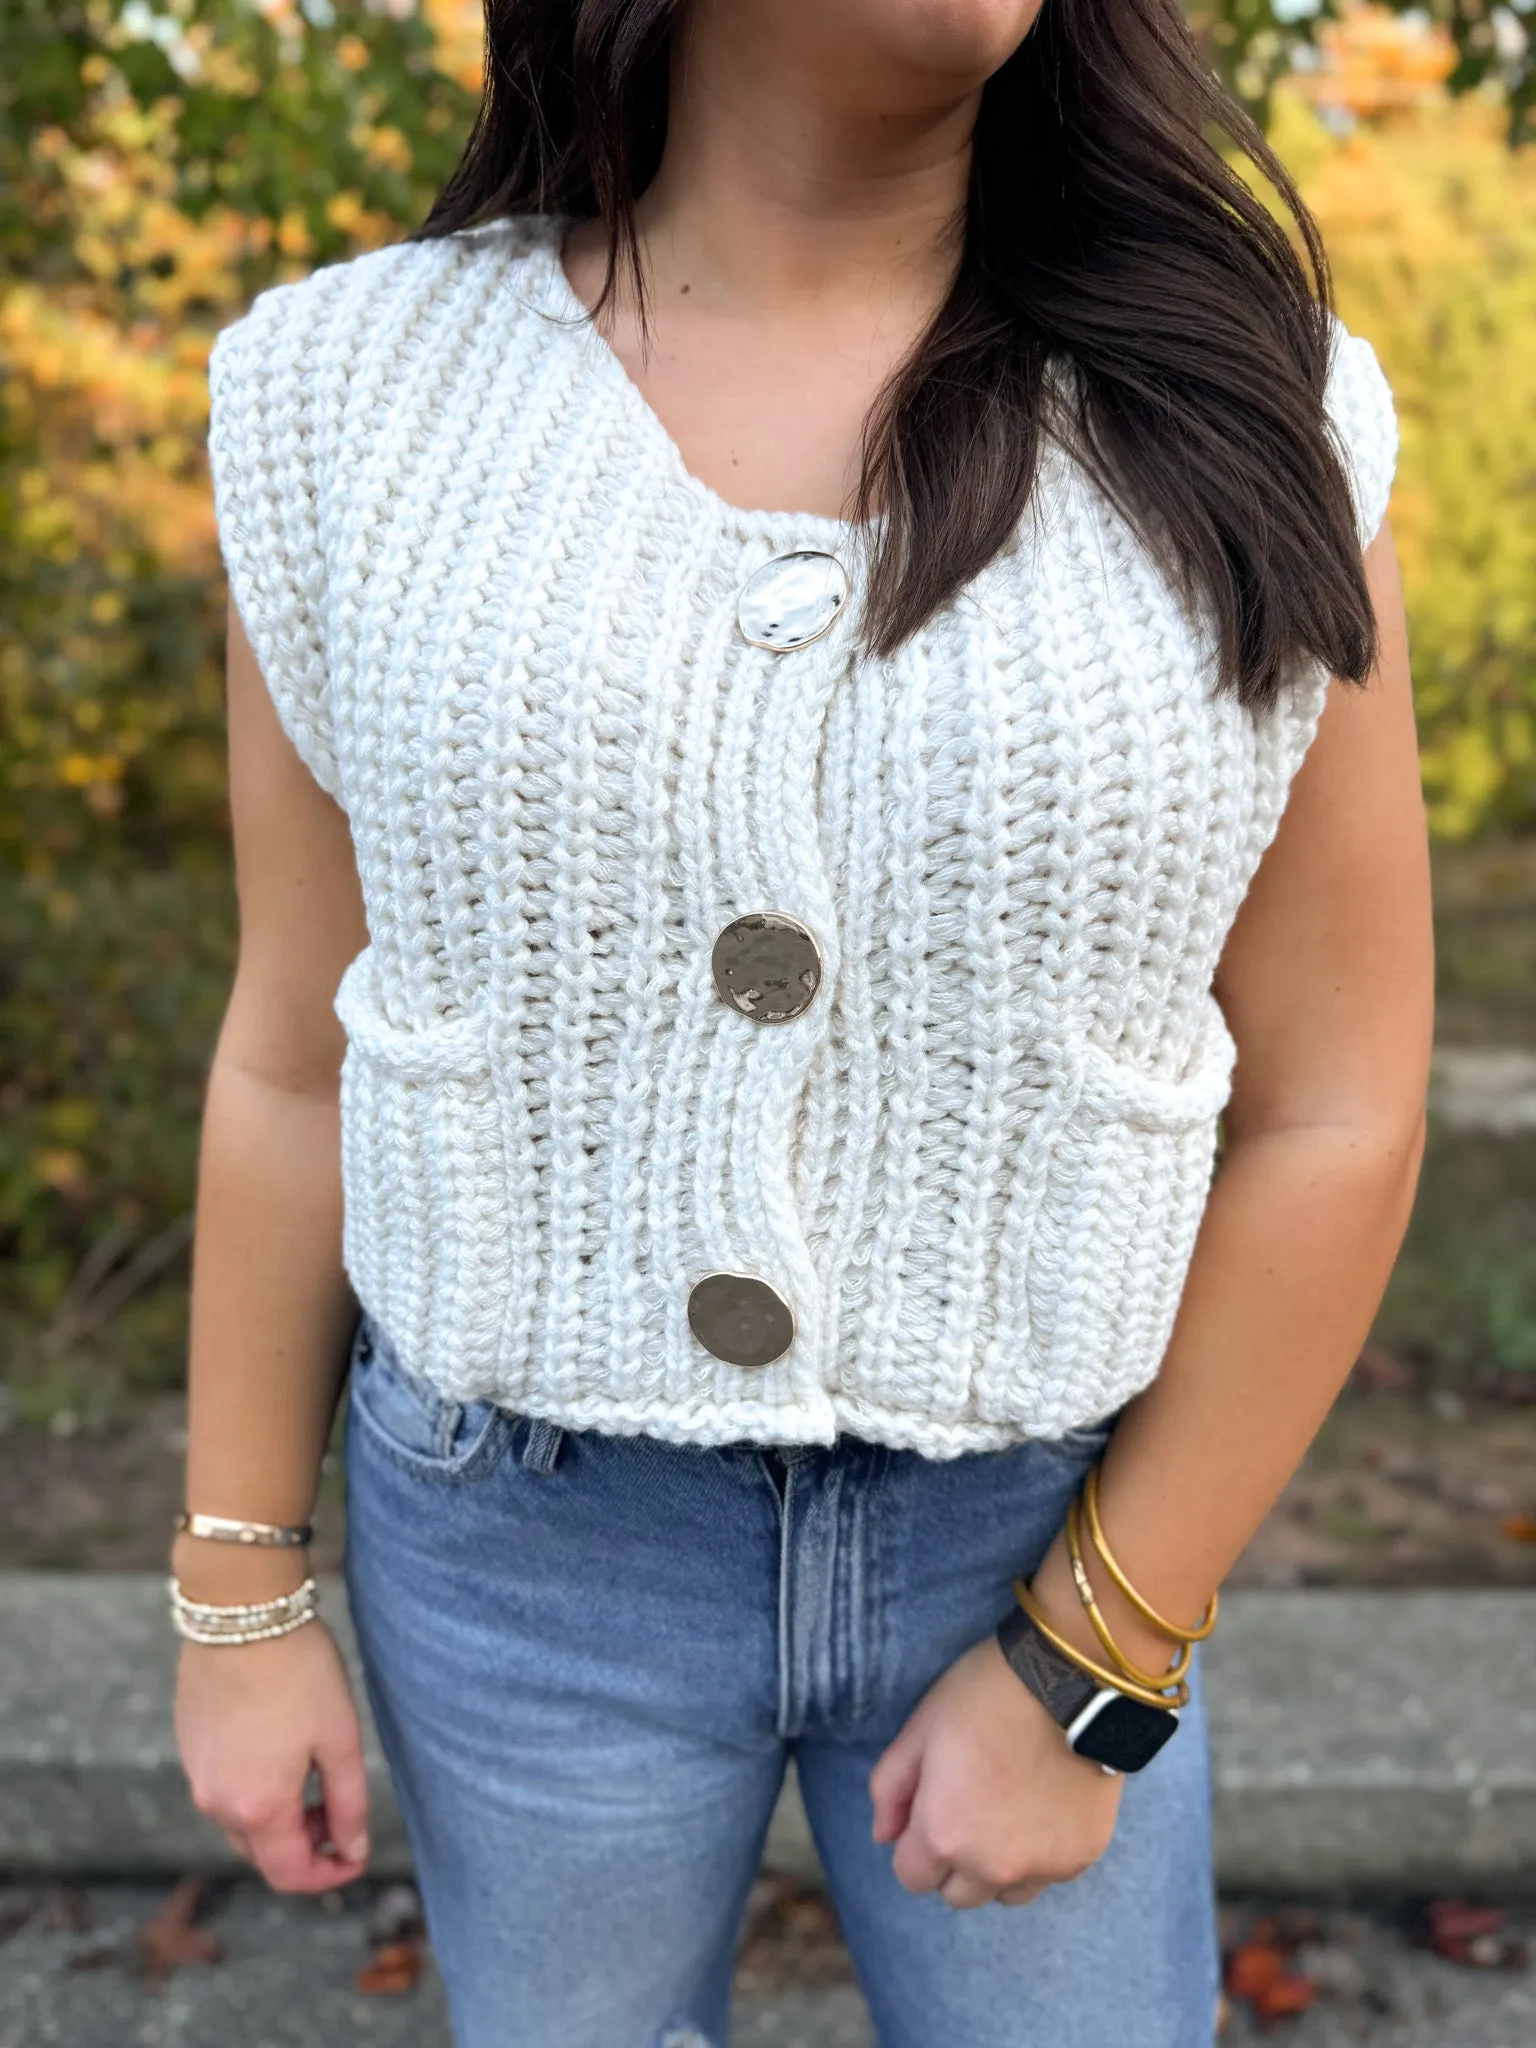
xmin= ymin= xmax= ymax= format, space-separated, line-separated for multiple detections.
xmin=529 ymin=220 xmax=873 ymax=556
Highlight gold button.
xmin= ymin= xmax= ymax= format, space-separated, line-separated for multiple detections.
xmin=712 ymin=912 xmax=822 ymax=1023
xmin=687 ymin=1272 xmax=795 ymax=1369
xmin=737 ymin=551 xmax=849 ymax=651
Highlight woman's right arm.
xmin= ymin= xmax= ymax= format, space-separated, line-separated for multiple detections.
xmin=173 ymin=598 xmax=372 ymax=1893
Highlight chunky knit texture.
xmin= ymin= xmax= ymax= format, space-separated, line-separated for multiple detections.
xmin=207 ymin=217 xmax=1398 ymax=1456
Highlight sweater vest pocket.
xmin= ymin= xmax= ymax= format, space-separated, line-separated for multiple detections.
xmin=975 ymin=997 xmax=1236 ymax=1434
xmin=333 ymin=952 xmax=511 ymax=1388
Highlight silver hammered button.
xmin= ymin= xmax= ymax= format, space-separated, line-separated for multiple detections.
xmin=711 ymin=912 xmax=823 ymax=1023
xmin=737 ymin=550 xmax=848 ymax=651
xmin=687 ymin=1271 xmax=796 ymax=1369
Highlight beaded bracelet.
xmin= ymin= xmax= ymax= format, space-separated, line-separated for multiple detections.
xmin=168 ymin=1575 xmax=319 ymax=1647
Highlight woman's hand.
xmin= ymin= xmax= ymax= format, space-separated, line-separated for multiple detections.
xmin=869 ymin=1635 xmax=1122 ymax=1909
xmin=175 ymin=1619 xmax=371 ymax=1893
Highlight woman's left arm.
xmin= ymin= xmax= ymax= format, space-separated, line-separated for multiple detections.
xmin=871 ymin=522 xmax=1434 ymax=1906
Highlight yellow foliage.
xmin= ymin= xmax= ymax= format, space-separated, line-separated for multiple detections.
xmin=276 ymin=208 xmax=317 ymax=259
xmin=49 ymin=1101 xmax=100 ymax=1141
xmin=423 ymin=0 xmax=483 ymax=94
xmin=32 ymin=1149 xmax=88 ymax=1194
xmin=1295 ymin=1 xmax=1454 ymax=119
xmin=2 ymin=66 xmax=250 ymax=595
xmin=1276 ymin=87 xmax=1536 ymax=837
xmin=323 ymin=189 xmax=398 ymax=247
xmin=352 ymin=122 xmax=415 ymax=174
xmin=1 ymin=285 xmax=218 ymax=568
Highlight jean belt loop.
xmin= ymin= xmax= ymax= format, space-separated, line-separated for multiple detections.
xmin=521 ymin=1418 xmax=567 ymax=1475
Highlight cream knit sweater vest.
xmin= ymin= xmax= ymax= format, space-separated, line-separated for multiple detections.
xmin=207 ymin=217 xmax=1398 ymax=1456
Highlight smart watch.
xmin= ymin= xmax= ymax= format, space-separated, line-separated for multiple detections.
xmin=996 ymin=1600 xmax=1180 ymax=1774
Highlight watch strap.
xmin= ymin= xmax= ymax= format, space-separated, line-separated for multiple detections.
xmin=996 ymin=1599 xmax=1100 ymax=1728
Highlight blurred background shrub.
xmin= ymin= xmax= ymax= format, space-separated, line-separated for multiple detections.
xmin=2 ymin=0 xmax=1534 ymax=1399
xmin=1 ymin=0 xmax=477 ymax=1376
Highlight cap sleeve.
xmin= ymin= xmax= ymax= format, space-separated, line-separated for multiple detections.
xmin=207 ymin=276 xmax=345 ymax=804
xmin=1324 ymin=319 xmax=1398 ymax=550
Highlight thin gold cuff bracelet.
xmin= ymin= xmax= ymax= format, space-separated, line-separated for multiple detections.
xmin=1080 ymin=1466 xmax=1219 ymax=1645
xmin=174 ymin=1512 xmax=313 ymax=1549
xmin=1065 ymin=1495 xmax=1194 ymax=1693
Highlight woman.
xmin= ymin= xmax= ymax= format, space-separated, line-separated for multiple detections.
xmin=174 ymin=1 xmax=1433 ymax=2042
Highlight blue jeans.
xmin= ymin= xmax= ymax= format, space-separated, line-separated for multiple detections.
xmin=343 ymin=1311 xmax=1218 ymax=2048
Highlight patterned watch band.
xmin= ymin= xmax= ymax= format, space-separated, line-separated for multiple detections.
xmin=996 ymin=1599 xmax=1101 ymax=1728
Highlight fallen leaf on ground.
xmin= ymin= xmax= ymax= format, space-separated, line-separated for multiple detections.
xmin=1425 ymin=1899 xmax=1529 ymax=1970
xmin=1252 ymin=1975 xmax=1317 ymax=2023
xmin=1434 ymin=1931 xmax=1528 ymax=1970
xmin=1225 ymin=1941 xmax=1286 ymax=2001
xmin=136 ymin=1877 xmax=222 ymax=1987
xmin=0 ymin=1892 xmax=35 ymax=1944
xmin=1499 ymin=1514 xmax=1536 ymax=1544
xmin=356 ymin=1937 xmax=424 ymax=1995
xmin=37 ymin=1888 xmax=91 ymax=1934
xmin=1225 ymin=1930 xmax=1320 ymax=2027
xmin=67 ymin=1945 xmax=121 ymax=1973
xmin=734 ymin=1876 xmax=855 ymax=1994
xmin=1427 ymin=1900 xmax=1506 ymax=1943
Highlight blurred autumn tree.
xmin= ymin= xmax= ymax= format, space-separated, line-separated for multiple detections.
xmin=1 ymin=0 xmax=1533 ymax=1381
xmin=1193 ymin=0 xmax=1535 ymax=138
xmin=0 ymin=0 xmax=478 ymax=1374
xmin=1254 ymin=8 xmax=1536 ymax=838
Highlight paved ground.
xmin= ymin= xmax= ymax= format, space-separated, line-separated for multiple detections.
xmin=2 ymin=1884 xmax=1533 ymax=2048
xmin=0 ymin=1882 xmax=873 ymax=2048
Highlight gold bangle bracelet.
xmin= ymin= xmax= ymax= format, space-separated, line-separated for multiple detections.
xmin=1081 ymin=1465 xmax=1219 ymax=1645
xmin=1065 ymin=1496 xmax=1193 ymax=1693
xmin=174 ymin=1511 xmax=313 ymax=1550
xmin=1010 ymin=1578 xmax=1189 ymax=1711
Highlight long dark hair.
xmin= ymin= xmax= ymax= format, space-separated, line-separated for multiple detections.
xmin=418 ymin=0 xmax=1377 ymax=707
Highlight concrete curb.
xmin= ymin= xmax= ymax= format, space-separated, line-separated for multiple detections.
xmin=2 ymin=1579 xmax=1533 ymax=1890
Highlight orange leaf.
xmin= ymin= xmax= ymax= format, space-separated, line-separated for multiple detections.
xmin=1253 ymin=1975 xmax=1317 ymax=2019
xmin=1499 ymin=1514 xmax=1536 ymax=1545
xmin=356 ymin=1939 xmax=424 ymax=1996
xmin=135 ymin=1877 xmax=222 ymax=1987
xmin=1225 ymin=1941 xmax=1286 ymax=2000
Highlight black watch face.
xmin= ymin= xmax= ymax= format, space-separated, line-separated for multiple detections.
xmin=1071 ymin=1694 xmax=1180 ymax=1773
